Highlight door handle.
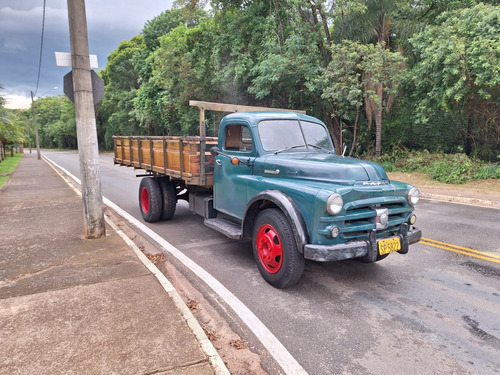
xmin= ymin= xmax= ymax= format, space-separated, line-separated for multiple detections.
xmin=216 ymin=159 xmax=222 ymax=166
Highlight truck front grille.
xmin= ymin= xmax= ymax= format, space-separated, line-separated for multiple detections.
xmin=320 ymin=197 xmax=412 ymax=241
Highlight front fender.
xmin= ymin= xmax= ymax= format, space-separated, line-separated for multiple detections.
xmin=242 ymin=190 xmax=308 ymax=253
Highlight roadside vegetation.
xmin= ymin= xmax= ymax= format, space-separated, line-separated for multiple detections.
xmin=1 ymin=83 xmax=25 ymax=190
xmin=1 ymin=1 xmax=498 ymax=185
xmin=373 ymin=150 xmax=500 ymax=184
xmin=0 ymin=153 xmax=23 ymax=189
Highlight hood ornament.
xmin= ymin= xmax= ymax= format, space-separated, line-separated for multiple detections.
xmin=362 ymin=180 xmax=390 ymax=186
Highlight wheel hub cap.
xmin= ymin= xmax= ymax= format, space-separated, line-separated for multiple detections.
xmin=256 ymin=224 xmax=283 ymax=273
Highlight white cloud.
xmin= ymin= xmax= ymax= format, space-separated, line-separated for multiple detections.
xmin=4 ymin=94 xmax=32 ymax=109
xmin=0 ymin=6 xmax=45 ymax=33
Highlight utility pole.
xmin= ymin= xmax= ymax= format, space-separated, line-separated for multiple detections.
xmin=25 ymin=118 xmax=32 ymax=153
xmin=30 ymin=91 xmax=41 ymax=160
xmin=67 ymin=0 xmax=105 ymax=238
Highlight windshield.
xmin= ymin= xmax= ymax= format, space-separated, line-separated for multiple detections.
xmin=258 ymin=119 xmax=334 ymax=153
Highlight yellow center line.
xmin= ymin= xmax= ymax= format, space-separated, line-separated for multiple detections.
xmin=420 ymin=237 xmax=500 ymax=264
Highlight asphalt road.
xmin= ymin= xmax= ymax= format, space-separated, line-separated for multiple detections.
xmin=43 ymin=150 xmax=500 ymax=375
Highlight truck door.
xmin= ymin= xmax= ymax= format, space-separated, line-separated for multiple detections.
xmin=214 ymin=123 xmax=255 ymax=219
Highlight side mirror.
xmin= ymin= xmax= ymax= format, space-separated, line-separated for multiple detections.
xmin=210 ymin=145 xmax=253 ymax=167
xmin=210 ymin=146 xmax=220 ymax=156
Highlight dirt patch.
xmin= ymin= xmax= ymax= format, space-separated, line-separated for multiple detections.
xmin=157 ymin=260 xmax=269 ymax=375
xmin=388 ymin=172 xmax=500 ymax=207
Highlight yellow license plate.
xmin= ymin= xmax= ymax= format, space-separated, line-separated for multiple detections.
xmin=378 ymin=237 xmax=401 ymax=255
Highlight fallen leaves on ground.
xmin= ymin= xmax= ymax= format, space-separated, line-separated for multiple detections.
xmin=145 ymin=253 xmax=165 ymax=264
xmin=204 ymin=327 xmax=217 ymax=342
xmin=186 ymin=298 xmax=198 ymax=310
xmin=229 ymin=339 xmax=248 ymax=350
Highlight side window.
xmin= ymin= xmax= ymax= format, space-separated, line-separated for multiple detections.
xmin=224 ymin=125 xmax=253 ymax=152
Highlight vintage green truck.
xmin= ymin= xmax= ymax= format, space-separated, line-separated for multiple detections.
xmin=113 ymin=101 xmax=422 ymax=288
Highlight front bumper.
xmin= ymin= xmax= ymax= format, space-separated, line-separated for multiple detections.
xmin=304 ymin=224 xmax=422 ymax=262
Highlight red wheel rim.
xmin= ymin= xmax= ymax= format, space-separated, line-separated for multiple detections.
xmin=140 ymin=186 xmax=149 ymax=213
xmin=256 ymin=224 xmax=283 ymax=274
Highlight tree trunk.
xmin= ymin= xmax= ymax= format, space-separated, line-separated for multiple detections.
xmin=375 ymin=81 xmax=383 ymax=157
xmin=466 ymin=103 xmax=474 ymax=155
xmin=349 ymin=106 xmax=361 ymax=157
xmin=324 ymin=115 xmax=341 ymax=154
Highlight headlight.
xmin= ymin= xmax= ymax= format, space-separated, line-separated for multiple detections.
xmin=327 ymin=193 xmax=343 ymax=215
xmin=408 ymin=187 xmax=420 ymax=205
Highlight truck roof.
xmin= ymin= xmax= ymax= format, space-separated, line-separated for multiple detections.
xmin=222 ymin=111 xmax=325 ymax=125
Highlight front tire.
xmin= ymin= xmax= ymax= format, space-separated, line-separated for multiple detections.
xmin=139 ymin=177 xmax=162 ymax=223
xmin=252 ymin=209 xmax=305 ymax=288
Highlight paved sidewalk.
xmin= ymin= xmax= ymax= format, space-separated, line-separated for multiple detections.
xmin=0 ymin=152 xmax=228 ymax=375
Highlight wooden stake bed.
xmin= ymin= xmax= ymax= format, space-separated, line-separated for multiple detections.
xmin=113 ymin=135 xmax=218 ymax=187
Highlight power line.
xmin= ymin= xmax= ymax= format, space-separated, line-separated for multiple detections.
xmin=34 ymin=0 xmax=47 ymax=97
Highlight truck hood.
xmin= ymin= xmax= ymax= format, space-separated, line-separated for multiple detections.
xmin=255 ymin=153 xmax=389 ymax=185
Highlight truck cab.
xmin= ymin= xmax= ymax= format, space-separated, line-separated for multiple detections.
xmin=206 ymin=110 xmax=421 ymax=288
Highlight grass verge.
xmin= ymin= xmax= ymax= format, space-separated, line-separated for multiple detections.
xmin=0 ymin=153 xmax=24 ymax=189
xmin=372 ymin=150 xmax=499 ymax=184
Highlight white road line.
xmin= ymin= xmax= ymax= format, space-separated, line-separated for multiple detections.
xmin=43 ymin=155 xmax=308 ymax=375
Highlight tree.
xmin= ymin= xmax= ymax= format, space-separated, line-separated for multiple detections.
xmin=331 ymin=0 xmax=411 ymax=157
xmin=320 ymin=41 xmax=404 ymax=156
xmin=210 ymin=0 xmax=275 ymax=106
xmin=0 ymin=87 xmax=25 ymax=149
xmin=132 ymin=8 xmax=207 ymax=136
xmin=246 ymin=0 xmax=369 ymax=153
xmin=410 ymin=3 xmax=500 ymax=157
xmin=99 ymin=36 xmax=143 ymax=148
xmin=149 ymin=19 xmax=222 ymax=135
xmin=34 ymin=96 xmax=76 ymax=149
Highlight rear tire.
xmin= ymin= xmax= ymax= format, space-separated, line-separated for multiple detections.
xmin=159 ymin=178 xmax=177 ymax=221
xmin=252 ymin=209 xmax=305 ymax=288
xmin=139 ymin=177 xmax=162 ymax=223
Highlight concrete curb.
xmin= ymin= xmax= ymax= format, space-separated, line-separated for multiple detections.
xmin=421 ymin=192 xmax=500 ymax=208
xmin=105 ymin=217 xmax=230 ymax=375
xmin=43 ymin=155 xmax=230 ymax=375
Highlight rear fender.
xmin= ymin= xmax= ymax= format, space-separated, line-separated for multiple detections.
xmin=242 ymin=190 xmax=308 ymax=253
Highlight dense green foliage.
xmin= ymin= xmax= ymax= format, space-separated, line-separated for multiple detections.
xmin=1 ymin=86 xmax=77 ymax=152
xmin=409 ymin=3 xmax=500 ymax=160
xmin=35 ymin=96 xmax=77 ymax=149
xmin=11 ymin=0 xmax=499 ymax=174
xmin=0 ymin=86 xmax=25 ymax=146
xmin=375 ymin=149 xmax=500 ymax=184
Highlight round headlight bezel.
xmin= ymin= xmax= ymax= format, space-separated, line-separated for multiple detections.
xmin=327 ymin=193 xmax=343 ymax=215
xmin=408 ymin=186 xmax=420 ymax=206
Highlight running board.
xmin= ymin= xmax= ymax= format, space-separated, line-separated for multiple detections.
xmin=204 ymin=218 xmax=242 ymax=240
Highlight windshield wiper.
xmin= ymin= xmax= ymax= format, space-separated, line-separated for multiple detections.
xmin=307 ymin=143 xmax=332 ymax=153
xmin=274 ymin=144 xmax=306 ymax=154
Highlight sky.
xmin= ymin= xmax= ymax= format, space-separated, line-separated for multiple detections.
xmin=0 ymin=0 xmax=174 ymax=109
